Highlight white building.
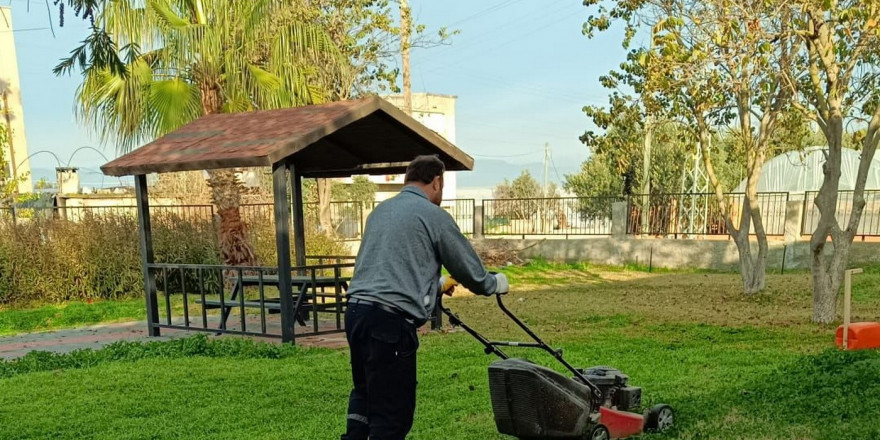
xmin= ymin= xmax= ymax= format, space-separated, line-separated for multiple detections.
xmin=343 ymin=93 xmax=459 ymax=203
xmin=0 ymin=7 xmax=34 ymax=193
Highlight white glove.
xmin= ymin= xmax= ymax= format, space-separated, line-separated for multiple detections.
xmin=493 ymin=273 xmax=509 ymax=295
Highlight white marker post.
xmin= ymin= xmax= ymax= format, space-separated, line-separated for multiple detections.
xmin=843 ymin=268 xmax=864 ymax=350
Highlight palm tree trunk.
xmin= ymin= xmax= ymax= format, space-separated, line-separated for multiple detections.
xmin=201 ymin=82 xmax=258 ymax=267
xmin=207 ymin=169 xmax=257 ymax=266
xmin=316 ymin=178 xmax=334 ymax=237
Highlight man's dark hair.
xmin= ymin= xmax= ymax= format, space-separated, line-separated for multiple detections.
xmin=404 ymin=155 xmax=445 ymax=184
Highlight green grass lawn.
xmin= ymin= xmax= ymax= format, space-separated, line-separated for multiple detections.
xmin=0 ymin=299 xmax=148 ymax=336
xmin=2 ymin=265 xmax=880 ymax=439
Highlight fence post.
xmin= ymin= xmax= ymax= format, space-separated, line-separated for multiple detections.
xmin=784 ymin=199 xmax=803 ymax=244
xmin=612 ymin=201 xmax=627 ymax=237
xmin=468 ymin=199 xmax=476 ymax=236
xmin=357 ymin=201 xmax=363 ymax=237
xmin=474 ymin=205 xmax=484 ymax=238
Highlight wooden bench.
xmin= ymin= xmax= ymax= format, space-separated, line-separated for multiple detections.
xmin=198 ymin=274 xmax=349 ymax=329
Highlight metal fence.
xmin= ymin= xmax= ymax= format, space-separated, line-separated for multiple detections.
xmin=10 ymin=191 xmax=880 ymax=240
xmin=0 ymin=199 xmax=473 ymax=240
xmin=147 ymin=262 xmax=354 ymax=339
xmin=627 ymin=192 xmax=789 ymax=237
xmin=240 ymin=201 xmax=365 ymax=241
xmin=801 ymin=190 xmax=880 ymax=237
xmin=441 ymin=199 xmax=476 ymax=235
xmin=482 ymin=197 xmax=621 ymax=237
xmin=0 ymin=204 xmax=215 ymax=223
xmin=369 ymin=199 xmax=476 ymax=236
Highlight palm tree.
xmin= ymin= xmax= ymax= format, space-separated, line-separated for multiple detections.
xmin=71 ymin=0 xmax=351 ymax=266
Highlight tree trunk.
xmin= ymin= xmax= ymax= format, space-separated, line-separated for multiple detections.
xmin=810 ymin=110 xmax=845 ymax=323
xmin=200 ymin=81 xmax=257 ymax=267
xmin=207 ymin=169 xmax=257 ymax=266
xmin=696 ymin=116 xmax=768 ymax=295
xmin=811 ymin=243 xmax=848 ymax=324
xmin=729 ymin=197 xmax=768 ymax=295
xmin=400 ymin=0 xmax=412 ymax=115
xmin=316 ymin=178 xmax=334 ymax=236
xmin=732 ymin=233 xmax=766 ymax=294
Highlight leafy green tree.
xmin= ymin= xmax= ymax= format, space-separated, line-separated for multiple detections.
xmin=785 ymin=0 xmax=880 ymax=323
xmin=585 ymin=0 xmax=798 ymax=295
xmin=332 ymin=176 xmax=377 ymax=205
xmin=564 ymin=153 xmax=622 ymax=220
xmin=492 ymin=170 xmax=558 ymax=220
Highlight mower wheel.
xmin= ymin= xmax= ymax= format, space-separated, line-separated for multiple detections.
xmin=587 ymin=424 xmax=610 ymax=440
xmin=645 ymin=404 xmax=674 ymax=432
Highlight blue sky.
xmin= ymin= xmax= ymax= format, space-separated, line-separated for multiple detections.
xmin=5 ymin=0 xmax=632 ymax=186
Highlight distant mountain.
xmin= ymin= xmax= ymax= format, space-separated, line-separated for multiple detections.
xmin=456 ymin=157 xmax=583 ymax=189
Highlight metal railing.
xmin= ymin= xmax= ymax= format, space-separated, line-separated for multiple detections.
xmin=482 ymin=196 xmax=622 ymax=237
xmin=627 ymin=192 xmax=789 ymax=237
xmin=240 ymin=201 xmax=366 ymax=241
xmin=0 ymin=204 xmax=215 ymax=223
xmin=147 ymin=262 xmax=354 ymax=339
xmin=368 ymin=198 xmax=476 ymax=236
xmin=801 ymin=190 xmax=880 ymax=237
xmin=441 ymin=199 xmax=476 ymax=235
xmin=8 ymin=191 xmax=880 ymax=241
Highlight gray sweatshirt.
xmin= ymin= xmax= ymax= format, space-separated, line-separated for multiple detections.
xmin=347 ymin=186 xmax=498 ymax=325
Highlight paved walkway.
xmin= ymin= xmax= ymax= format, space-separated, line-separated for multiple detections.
xmin=0 ymin=320 xmax=350 ymax=360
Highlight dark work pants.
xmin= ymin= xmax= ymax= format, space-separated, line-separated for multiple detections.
xmin=343 ymin=303 xmax=419 ymax=440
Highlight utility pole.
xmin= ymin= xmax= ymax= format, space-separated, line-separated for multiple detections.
xmin=543 ymin=142 xmax=549 ymax=197
xmin=540 ymin=142 xmax=550 ymax=234
xmin=400 ymin=0 xmax=412 ymax=115
xmin=640 ymin=28 xmax=656 ymax=236
xmin=640 ymin=115 xmax=653 ymax=235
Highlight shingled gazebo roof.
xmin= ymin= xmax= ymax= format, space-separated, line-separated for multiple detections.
xmin=101 ymin=96 xmax=474 ymax=177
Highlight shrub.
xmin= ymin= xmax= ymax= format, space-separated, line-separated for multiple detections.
xmin=0 ymin=208 xmax=350 ymax=306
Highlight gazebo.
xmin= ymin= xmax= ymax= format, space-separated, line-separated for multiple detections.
xmin=102 ymin=96 xmax=474 ymax=343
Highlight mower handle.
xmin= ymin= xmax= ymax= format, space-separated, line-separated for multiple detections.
xmin=437 ymin=293 xmax=604 ymax=402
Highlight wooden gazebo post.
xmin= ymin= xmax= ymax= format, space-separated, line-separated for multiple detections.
xmin=272 ymin=163 xmax=295 ymax=343
xmin=272 ymin=161 xmax=308 ymax=343
xmin=135 ymin=174 xmax=160 ymax=336
xmin=290 ymin=163 xmax=307 ymax=268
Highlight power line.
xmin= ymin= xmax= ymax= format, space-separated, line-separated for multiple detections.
xmin=434 ymin=5 xmax=582 ymax=70
xmin=417 ymin=2 xmax=578 ymax=70
xmin=447 ymin=0 xmax=529 ymax=27
xmin=428 ymin=69 xmax=607 ymax=105
xmin=469 ymin=150 xmax=542 ymax=158
xmin=550 ymin=150 xmax=565 ymax=184
xmin=416 ymin=1 xmax=572 ymax=67
xmin=0 ymin=27 xmax=49 ymax=33
xmin=459 ymin=119 xmax=582 ymax=144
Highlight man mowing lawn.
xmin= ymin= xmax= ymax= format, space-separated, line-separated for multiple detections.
xmin=342 ymin=155 xmax=509 ymax=440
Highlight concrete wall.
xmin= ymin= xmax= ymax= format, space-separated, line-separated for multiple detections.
xmin=475 ymin=237 xmax=880 ymax=271
xmin=0 ymin=7 xmax=33 ymax=193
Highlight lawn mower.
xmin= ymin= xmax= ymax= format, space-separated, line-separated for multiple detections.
xmin=438 ymin=292 xmax=674 ymax=440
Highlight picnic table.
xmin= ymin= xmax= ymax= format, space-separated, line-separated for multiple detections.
xmin=199 ymin=273 xmax=350 ymax=331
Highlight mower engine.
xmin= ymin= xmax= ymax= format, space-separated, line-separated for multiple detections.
xmin=579 ymin=366 xmax=642 ymax=412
